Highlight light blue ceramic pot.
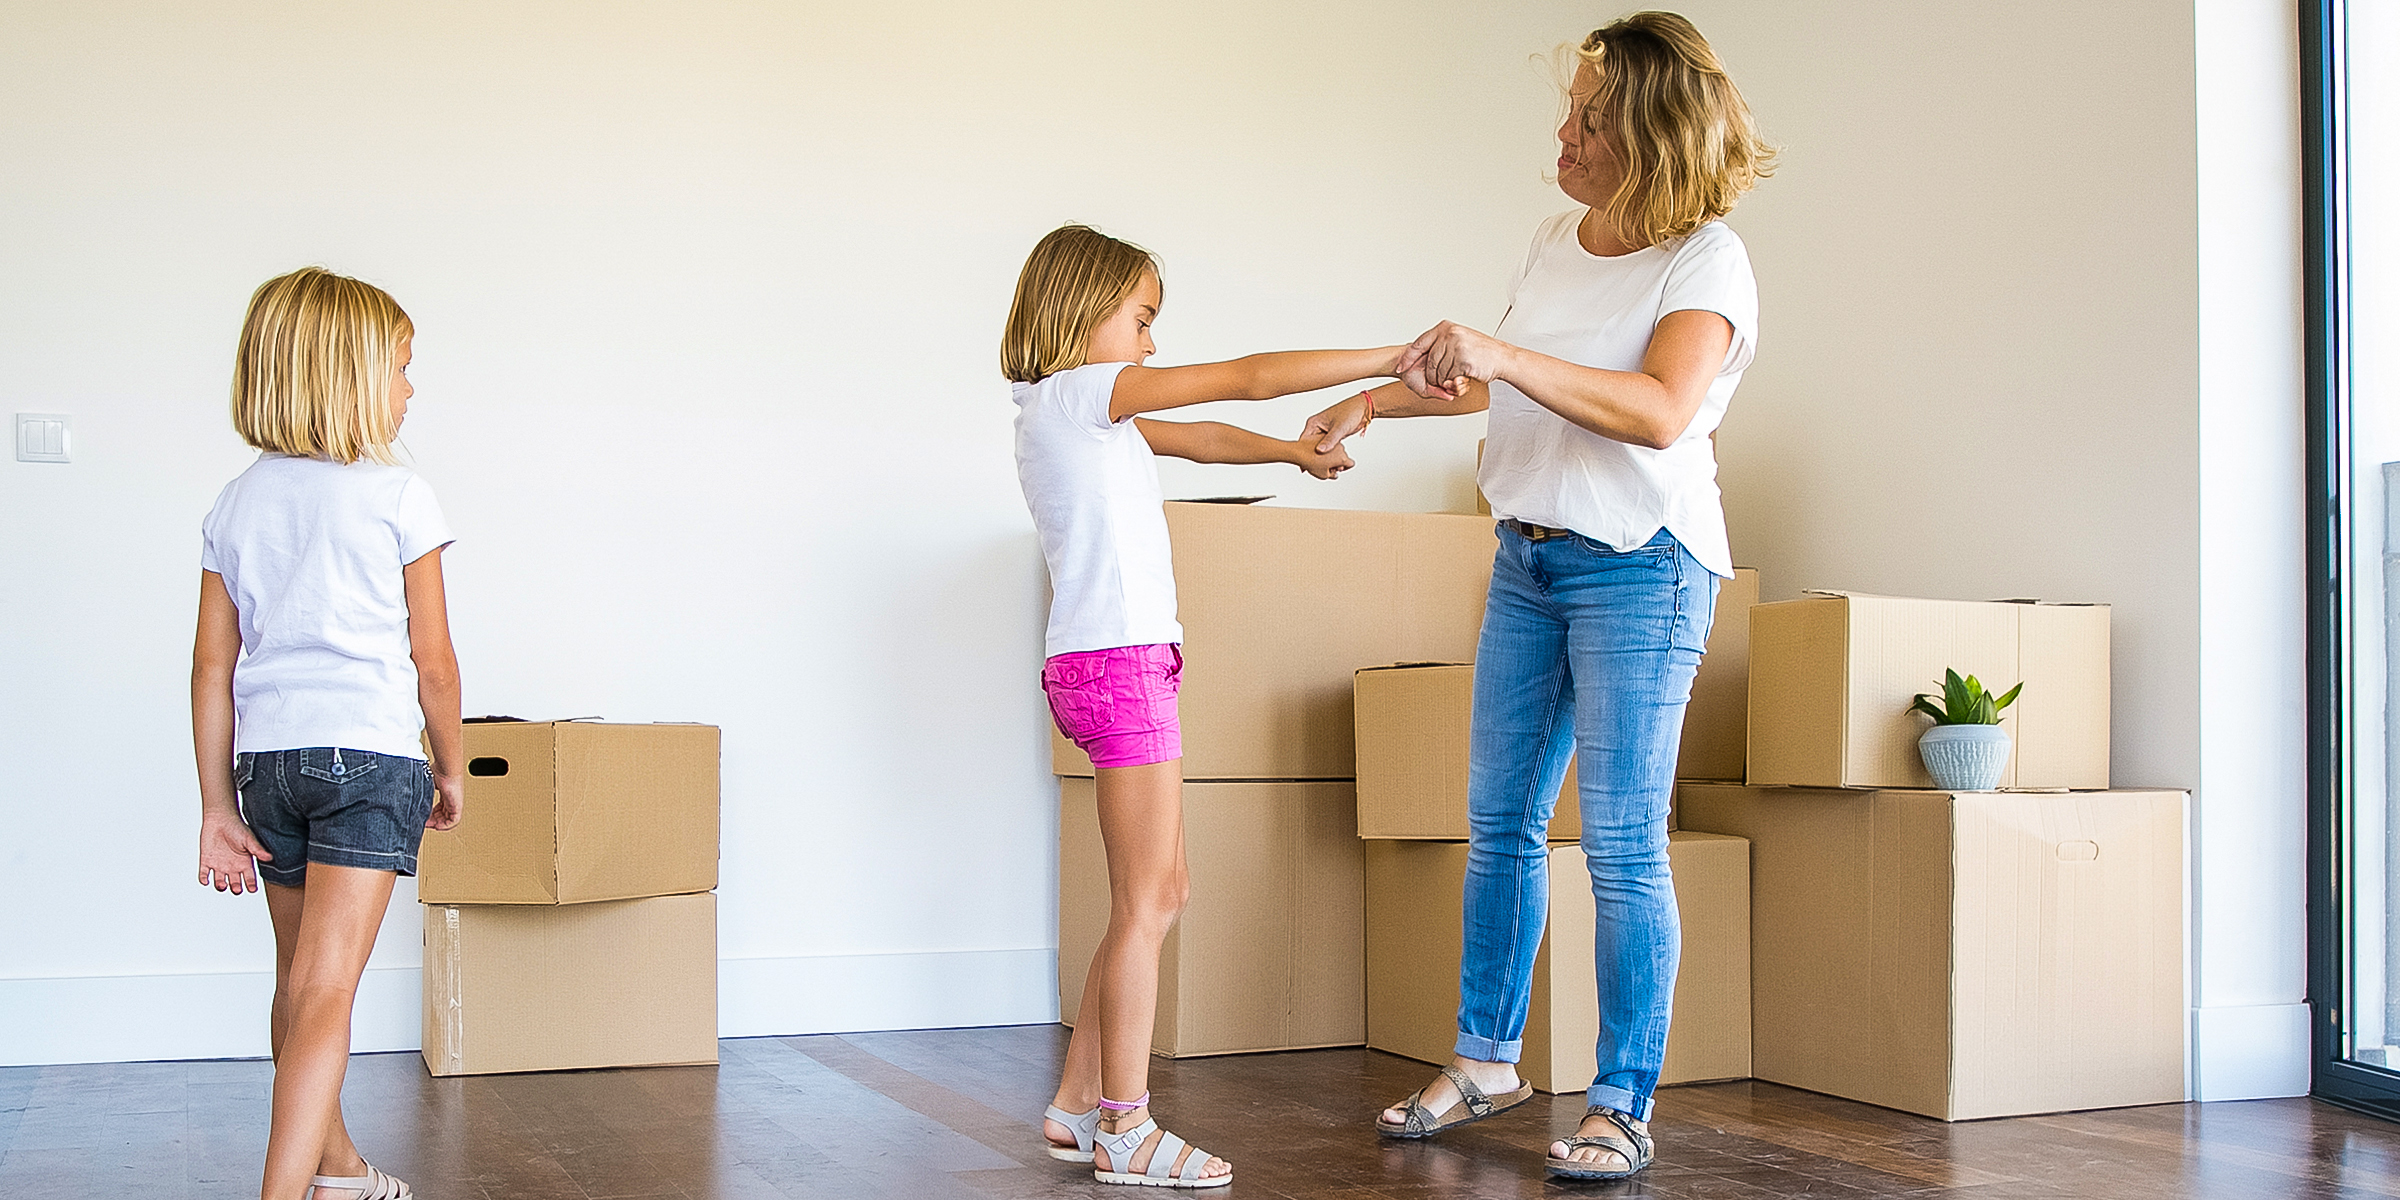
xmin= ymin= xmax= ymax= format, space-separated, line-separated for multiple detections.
xmin=1918 ymin=724 xmax=2011 ymax=791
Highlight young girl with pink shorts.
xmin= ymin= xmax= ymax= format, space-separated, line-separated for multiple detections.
xmin=1004 ymin=224 xmax=1414 ymax=1189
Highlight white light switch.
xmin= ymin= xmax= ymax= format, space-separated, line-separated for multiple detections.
xmin=15 ymin=413 xmax=71 ymax=463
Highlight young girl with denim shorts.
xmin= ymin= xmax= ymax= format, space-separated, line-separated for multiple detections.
xmin=192 ymin=267 xmax=466 ymax=1200
xmin=1006 ymin=224 xmax=1418 ymax=1188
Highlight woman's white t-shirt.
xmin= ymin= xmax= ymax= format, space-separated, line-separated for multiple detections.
xmin=200 ymin=453 xmax=455 ymax=757
xmin=1012 ymin=361 xmax=1183 ymax=658
xmin=1477 ymin=211 xmax=1758 ymax=579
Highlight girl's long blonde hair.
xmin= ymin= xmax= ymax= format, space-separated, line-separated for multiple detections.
xmin=231 ymin=267 xmax=413 ymax=465
xmin=1574 ymin=12 xmax=1777 ymax=247
xmin=1002 ymin=225 xmax=1158 ymax=384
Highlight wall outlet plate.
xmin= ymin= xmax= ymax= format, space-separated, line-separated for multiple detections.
xmin=15 ymin=413 xmax=70 ymax=463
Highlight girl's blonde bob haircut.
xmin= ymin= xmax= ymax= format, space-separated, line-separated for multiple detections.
xmin=1574 ymin=11 xmax=1777 ymax=247
xmin=1002 ymin=225 xmax=1158 ymax=384
xmin=230 ymin=267 xmax=414 ymax=465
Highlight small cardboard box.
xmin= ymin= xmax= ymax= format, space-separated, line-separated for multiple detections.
xmin=421 ymin=892 xmax=718 ymax=1076
xmin=1059 ymin=777 xmax=1364 ymax=1056
xmin=1674 ymin=783 xmax=2185 ymax=1120
xmin=1052 ymin=502 xmax=1495 ymax=780
xmin=1353 ymin=664 xmax=1580 ymax=841
xmin=1678 ymin=567 xmax=1762 ymax=782
xmin=1364 ymin=832 xmax=1750 ymax=1093
xmin=1746 ymin=592 xmax=2109 ymax=791
xmin=418 ymin=721 xmax=720 ymax=905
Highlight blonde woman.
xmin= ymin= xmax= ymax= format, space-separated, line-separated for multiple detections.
xmin=193 ymin=267 xmax=464 ymax=1199
xmin=1007 ymin=223 xmax=1415 ymax=1187
xmin=1309 ymin=12 xmax=1773 ymax=1180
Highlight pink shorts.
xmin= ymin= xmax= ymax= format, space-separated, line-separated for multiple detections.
xmin=1043 ymin=643 xmax=1183 ymax=769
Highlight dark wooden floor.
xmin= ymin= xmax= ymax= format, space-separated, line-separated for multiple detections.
xmin=6 ymin=1025 xmax=2400 ymax=1198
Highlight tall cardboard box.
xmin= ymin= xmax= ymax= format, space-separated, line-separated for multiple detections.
xmin=418 ymin=721 xmax=720 ymax=905
xmin=1746 ymin=593 xmax=2109 ymax=791
xmin=1053 ymin=503 xmax=1496 ymax=780
xmin=1363 ymin=833 xmax=1750 ymax=1093
xmin=1353 ymin=664 xmax=1581 ymax=841
xmin=1675 ymin=783 xmax=2185 ymax=1120
xmin=421 ymin=892 xmax=718 ymax=1076
xmin=1058 ymin=777 xmax=1365 ymax=1056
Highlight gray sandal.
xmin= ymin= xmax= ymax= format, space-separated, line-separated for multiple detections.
xmin=1376 ymin=1064 xmax=1535 ymax=1139
xmin=307 ymin=1159 xmax=412 ymax=1198
xmin=1043 ymin=1103 xmax=1103 ymax=1163
xmin=1091 ymin=1117 xmax=1231 ymax=1188
xmin=1544 ymin=1105 xmax=1654 ymax=1180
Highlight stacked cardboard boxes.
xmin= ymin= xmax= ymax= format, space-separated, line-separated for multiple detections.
xmin=1670 ymin=590 xmax=2190 ymax=1120
xmin=416 ymin=720 xmax=722 ymax=1076
xmin=1055 ymin=501 xmax=1495 ymax=1057
xmin=1351 ymin=568 xmax=1761 ymax=1093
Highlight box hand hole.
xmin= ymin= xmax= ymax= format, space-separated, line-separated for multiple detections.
xmin=467 ymin=757 xmax=510 ymax=777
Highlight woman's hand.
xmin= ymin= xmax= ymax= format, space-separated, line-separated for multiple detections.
xmin=199 ymin=808 xmax=271 ymax=894
xmin=1408 ymin=321 xmax=1518 ymax=393
xmin=1286 ymin=435 xmax=1355 ymax=479
xmin=1301 ymin=393 xmax=1372 ymax=454
xmin=428 ymin=773 xmax=466 ymax=831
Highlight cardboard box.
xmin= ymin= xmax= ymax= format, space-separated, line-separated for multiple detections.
xmin=1058 ymin=777 xmax=1364 ymax=1056
xmin=1674 ymin=783 xmax=2185 ymax=1120
xmin=1678 ymin=567 xmax=1761 ymax=781
xmin=1746 ymin=592 xmax=2109 ymax=791
xmin=421 ymin=892 xmax=718 ymax=1076
xmin=1052 ymin=502 xmax=1496 ymax=780
xmin=418 ymin=721 xmax=720 ymax=905
xmin=1363 ymin=832 xmax=1750 ymax=1093
xmin=1353 ymin=664 xmax=1581 ymax=841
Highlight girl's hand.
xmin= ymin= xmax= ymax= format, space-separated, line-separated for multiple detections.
xmin=1289 ymin=436 xmax=1355 ymax=480
xmin=1302 ymin=393 xmax=1371 ymax=454
xmin=198 ymin=810 xmax=271 ymax=894
xmin=427 ymin=773 xmax=466 ymax=832
xmin=1409 ymin=320 xmax=1515 ymax=393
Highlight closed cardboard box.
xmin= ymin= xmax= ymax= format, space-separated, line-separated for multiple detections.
xmin=1746 ymin=592 xmax=2109 ymax=791
xmin=1053 ymin=503 xmax=1495 ymax=780
xmin=1678 ymin=567 xmax=1761 ymax=782
xmin=1363 ymin=832 xmax=1750 ymax=1093
xmin=418 ymin=721 xmax=720 ymax=905
xmin=421 ymin=892 xmax=718 ymax=1076
xmin=1674 ymin=783 xmax=2185 ymax=1120
xmin=1059 ymin=777 xmax=1364 ymax=1056
xmin=1353 ymin=664 xmax=1581 ymax=842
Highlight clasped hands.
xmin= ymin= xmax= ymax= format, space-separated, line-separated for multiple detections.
xmin=1298 ymin=320 xmax=1506 ymax=461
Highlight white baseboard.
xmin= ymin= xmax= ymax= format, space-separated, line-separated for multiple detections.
xmin=0 ymin=948 xmax=1060 ymax=1067
xmin=2192 ymin=1002 xmax=2313 ymax=1100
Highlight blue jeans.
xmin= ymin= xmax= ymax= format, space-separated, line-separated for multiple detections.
xmin=1453 ymin=525 xmax=1716 ymax=1120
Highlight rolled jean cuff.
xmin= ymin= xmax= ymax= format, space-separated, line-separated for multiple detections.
xmin=1454 ymin=1031 xmax=1522 ymax=1064
xmin=1587 ymin=1082 xmax=1652 ymax=1123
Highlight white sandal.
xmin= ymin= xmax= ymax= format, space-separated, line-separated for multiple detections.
xmin=307 ymin=1159 xmax=412 ymax=1199
xmin=1092 ymin=1117 xmax=1231 ymax=1189
xmin=1043 ymin=1103 xmax=1104 ymax=1162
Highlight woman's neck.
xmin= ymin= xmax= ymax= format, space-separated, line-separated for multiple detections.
xmin=1576 ymin=207 xmax=1648 ymax=258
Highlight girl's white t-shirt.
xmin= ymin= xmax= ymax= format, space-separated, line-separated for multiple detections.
xmin=1478 ymin=211 xmax=1758 ymax=579
xmin=1012 ymin=361 xmax=1183 ymax=658
xmin=200 ymin=453 xmax=455 ymax=757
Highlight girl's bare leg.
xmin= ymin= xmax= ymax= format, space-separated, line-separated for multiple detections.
xmin=258 ymin=866 xmax=396 ymax=1200
xmin=1048 ymin=759 xmax=1228 ymax=1181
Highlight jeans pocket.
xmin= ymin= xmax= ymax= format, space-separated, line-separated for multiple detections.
xmin=298 ymin=748 xmax=383 ymax=786
xmin=233 ymin=752 xmax=256 ymax=791
xmin=1044 ymin=659 xmax=1117 ymax=741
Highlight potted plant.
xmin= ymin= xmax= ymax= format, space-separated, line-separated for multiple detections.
xmin=1909 ymin=669 xmax=2022 ymax=791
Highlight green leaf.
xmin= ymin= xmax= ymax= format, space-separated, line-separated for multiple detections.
xmin=1911 ymin=694 xmax=1948 ymax=723
xmin=1993 ymin=682 xmax=2024 ymax=712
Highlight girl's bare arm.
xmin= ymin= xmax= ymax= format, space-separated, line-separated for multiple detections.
xmin=405 ymin=548 xmax=466 ymax=831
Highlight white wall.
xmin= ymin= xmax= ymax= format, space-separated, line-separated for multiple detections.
xmin=0 ymin=0 xmax=1575 ymax=1065
xmin=2 ymin=0 xmax=2315 ymax=1093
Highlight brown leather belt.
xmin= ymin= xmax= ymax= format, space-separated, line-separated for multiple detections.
xmin=1501 ymin=518 xmax=1577 ymax=542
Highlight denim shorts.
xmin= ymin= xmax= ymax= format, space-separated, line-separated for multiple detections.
xmin=1042 ymin=643 xmax=1183 ymax=769
xmin=235 ymin=748 xmax=436 ymax=886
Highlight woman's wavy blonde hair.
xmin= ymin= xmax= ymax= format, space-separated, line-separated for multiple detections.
xmin=1002 ymin=224 xmax=1158 ymax=384
xmin=1573 ymin=11 xmax=1776 ymax=246
xmin=230 ymin=267 xmax=413 ymax=465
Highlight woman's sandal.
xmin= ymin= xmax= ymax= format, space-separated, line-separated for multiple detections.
xmin=1375 ymin=1064 xmax=1536 ymax=1139
xmin=1043 ymin=1103 xmax=1104 ymax=1163
xmin=1543 ymin=1105 xmax=1654 ymax=1180
xmin=307 ymin=1159 xmax=412 ymax=1198
xmin=1091 ymin=1117 xmax=1232 ymax=1189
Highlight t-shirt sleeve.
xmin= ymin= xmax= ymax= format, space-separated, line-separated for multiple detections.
xmin=1660 ymin=225 xmax=1760 ymax=375
xmin=198 ymin=482 xmax=234 ymax=573
xmin=394 ymin=474 xmax=457 ymax=565
xmin=1054 ymin=361 xmax=1135 ymax=435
